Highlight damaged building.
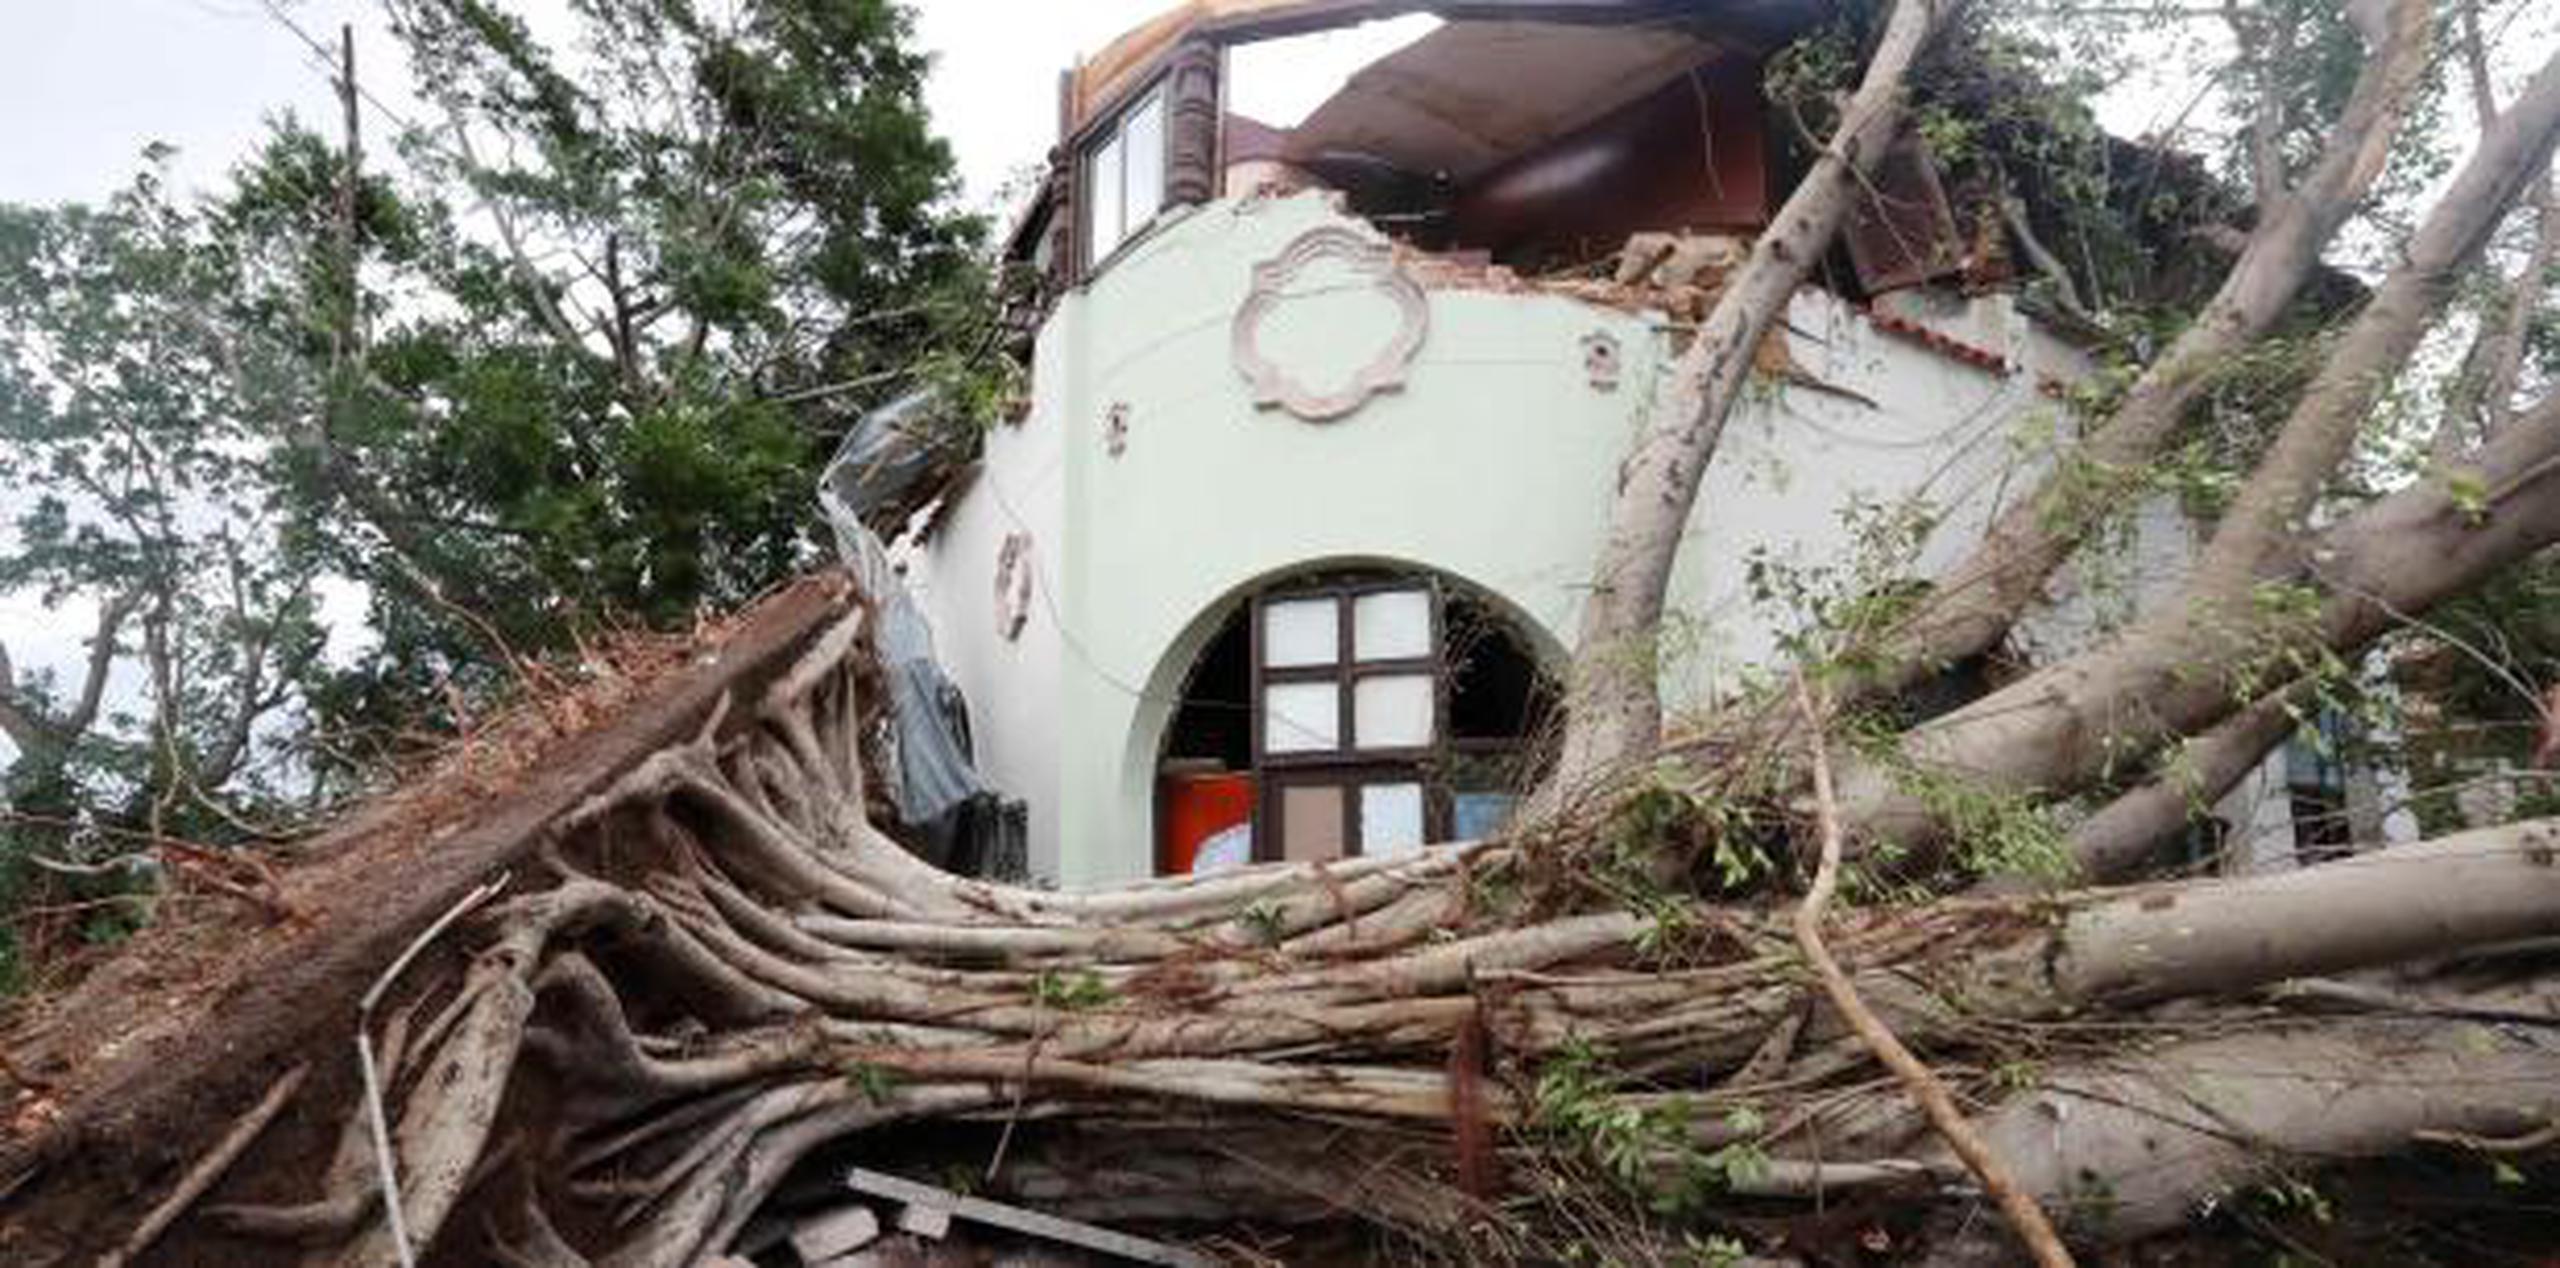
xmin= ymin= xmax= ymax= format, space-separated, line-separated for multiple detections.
xmin=823 ymin=0 xmax=2400 ymax=887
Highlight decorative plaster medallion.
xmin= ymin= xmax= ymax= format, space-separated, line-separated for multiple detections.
xmin=993 ymin=532 xmax=1034 ymax=641
xmin=1103 ymin=402 xmax=1130 ymax=457
xmin=1581 ymin=331 xmax=1623 ymax=392
xmin=1230 ymin=226 xmax=1428 ymax=423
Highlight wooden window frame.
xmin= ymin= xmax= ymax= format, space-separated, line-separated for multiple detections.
xmin=1248 ymin=579 xmax=1453 ymax=863
xmin=1076 ymin=78 xmax=1173 ymax=279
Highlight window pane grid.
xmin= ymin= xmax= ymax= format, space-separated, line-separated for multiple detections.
xmin=1249 ymin=584 xmax=1449 ymax=859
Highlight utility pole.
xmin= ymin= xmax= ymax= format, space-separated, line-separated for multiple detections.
xmin=333 ymin=23 xmax=363 ymax=373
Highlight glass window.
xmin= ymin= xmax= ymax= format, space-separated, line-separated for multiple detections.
xmin=1086 ymin=130 xmax=1124 ymax=268
xmin=1354 ymin=673 xmax=1433 ymax=749
xmin=1353 ymin=589 xmax=1431 ymax=662
xmin=1361 ymin=783 xmax=1427 ymax=854
xmin=1263 ymin=681 xmax=1340 ymax=753
xmin=1083 ymin=88 xmax=1165 ymax=265
xmin=1123 ymin=92 xmax=1166 ymax=230
xmin=1262 ymin=597 xmax=1338 ymax=668
xmin=1453 ymin=791 xmax=1518 ymax=841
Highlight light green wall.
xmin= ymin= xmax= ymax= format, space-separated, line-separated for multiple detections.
xmin=916 ymin=192 xmax=2078 ymax=887
xmin=1052 ymin=197 xmax=1670 ymax=885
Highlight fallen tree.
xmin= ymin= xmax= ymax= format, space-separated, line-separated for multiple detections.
xmin=10 ymin=2 xmax=2560 ymax=1264
xmin=4 ymin=572 xmax=2559 ymax=1265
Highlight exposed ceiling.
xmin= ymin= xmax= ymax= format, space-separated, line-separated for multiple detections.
xmin=1065 ymin=0 xmax=1823 ymax=140
xmin=1272 ymin=20 xmax=1718 ymax=184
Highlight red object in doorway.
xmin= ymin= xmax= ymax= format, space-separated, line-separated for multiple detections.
xmin=1160 ymin=772 xmax=1254 ymax=876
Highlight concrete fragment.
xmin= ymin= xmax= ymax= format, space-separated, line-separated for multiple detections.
xmin=791 ymin=1203 xmax=883 ymax=1260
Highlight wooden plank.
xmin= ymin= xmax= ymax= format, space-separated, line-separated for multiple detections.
xmin=845 ymin=1167 xmax=1213 ymax=1267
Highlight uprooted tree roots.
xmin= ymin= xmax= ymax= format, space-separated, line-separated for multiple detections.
xmin=15 ymin=603 xmax=2560 ymax=1266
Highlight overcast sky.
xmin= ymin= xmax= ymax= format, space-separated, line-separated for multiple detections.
xmin=0 ymin=0 xmax=1178 ymax=211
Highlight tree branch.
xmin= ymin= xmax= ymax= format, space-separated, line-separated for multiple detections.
xmin=1554 ymin=0 xmax=1948 ymax=788
xmin=2054 ymin=680 xmax=2306 ymax=884
xmin=1836 ymin=54 xmax=2560 ymax=859
xmin=2195 ymin=45 xmax=2560 ymax=593
xmin=1861 ymin=0 xmax=2436 ymax=699
xmin=0 ymin=589 xmax=141 ymax=763
xmin=1792 ymin=672 xmax=2076 ymax=1267
xmin=0 ymin=641 xmax=43 ymax=755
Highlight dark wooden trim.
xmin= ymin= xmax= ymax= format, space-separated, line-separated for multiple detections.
xmin=1335 ymin=590 xmax=1354 ymax=763
xmin=1165 ymin=36 xmax=1222 ymax=208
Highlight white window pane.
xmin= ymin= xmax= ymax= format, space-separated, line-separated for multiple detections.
xmin=1087 ymin=134 xmax=1124 ymax=263
xmin=1353 ymin=673 xmax=1433 ymax=749
xmin=1123 ymin=93 xmax=1166 ymax=230
xmin=1261 ymin=598 xmax=1337 ymax=668
xmin=1264 ymin=681 xmax=1340 ymax=753
xmin=1361 ymin=783 xmax=1426 ymax=855
xmin=1353 ymin=589 xmax=1431 ymax=662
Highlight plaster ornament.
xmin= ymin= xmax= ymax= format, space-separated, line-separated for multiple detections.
xmin=1581 ymin=331 xmax=1623 ymax=392
xmin=1230 ymin=226 xmax=1428 ymax=423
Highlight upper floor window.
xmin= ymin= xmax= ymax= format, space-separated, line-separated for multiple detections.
xmin=1084 ymin=88 xmax=1167 ymax=268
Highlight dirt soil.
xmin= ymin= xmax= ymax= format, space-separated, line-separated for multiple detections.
xmin=0 ymin=571 xmax=855 ymax=1264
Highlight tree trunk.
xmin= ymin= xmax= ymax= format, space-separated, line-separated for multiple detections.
xmin=1923 ymin=1016 xmax=2560 ymax=1262
xmin=1553 ymin=0 xmax=1945 ymax=790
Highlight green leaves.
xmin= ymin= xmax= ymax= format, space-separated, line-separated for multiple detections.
xmin=1531 ymin=1039 xmax=1772 ymax=1219
xmin=2445 ymin=468 xmax=2490 ymax=527
xmin=1029 ymin=968 xmax=1114 ymax=1012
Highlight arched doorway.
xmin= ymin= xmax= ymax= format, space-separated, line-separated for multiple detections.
xmin=1153 ymin=566 xmax=1559 ymax=874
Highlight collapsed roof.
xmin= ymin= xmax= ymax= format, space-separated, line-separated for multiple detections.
xmin=1063 ymin=0 xmax=1825 ymax=139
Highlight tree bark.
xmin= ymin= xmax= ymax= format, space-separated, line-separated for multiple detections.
xmin=2054 ymin=680 xmax=2304 ymax=883
xmin=1922 ymin=1017 xmax=2560 ymax=1262
xmin=1553 ymin=0 xmax=1945 ymax=790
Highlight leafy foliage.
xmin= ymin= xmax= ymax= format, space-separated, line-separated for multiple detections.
xmin=1531 ymin=1038 xmax=1771 ymax=1218
xmin=0 ymin=164 xmax=335 ymax=982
